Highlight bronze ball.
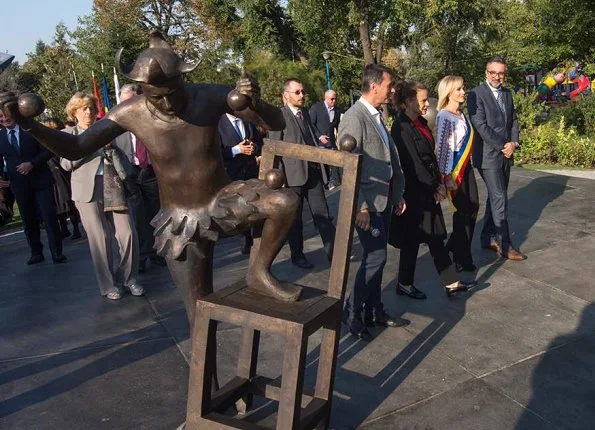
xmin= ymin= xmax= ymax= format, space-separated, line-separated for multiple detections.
xmin=227 ymin=90 xmax=250 ymax=111
xmin=18 ymin=93 xmax=46 ymax=118
xmin=338 ymin=134 xmax=357 ymax=152
xmin=264 ymin=169 xmax=285 ymax=189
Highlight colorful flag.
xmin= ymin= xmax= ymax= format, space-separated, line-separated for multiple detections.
xmin=92 ymin=71 xmax=105 ymax=119
xmin=101 ymin=71 xmax=111 ymax=113
xmin=113 ymin=67 xmax=121 ymax=104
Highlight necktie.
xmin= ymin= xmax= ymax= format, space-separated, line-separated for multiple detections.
xmin=495 ymin=89 xmax=505 ymax=113
xmin=233 ymin=118 xmax=244 ymax=140
xmin=135 ymin=136 xmax=149 ymax=169
xmin=8 ymin=130 xmax=18 ymax=151
xmin=296 ymin=110 xmax=303 ymax=121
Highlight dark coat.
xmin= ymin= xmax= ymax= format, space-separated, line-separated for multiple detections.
xmin=0 ymin=127 xmax=54 ymax=196
xmin=309 ymin=101 xmax=341 ymax=149
xmin=217 ymin=115 xmax=262 ymax=181
xmin=388 ymin=113 xmax=447 ymax=247
xmin=267 ymin=105 xmax=327 ymax=187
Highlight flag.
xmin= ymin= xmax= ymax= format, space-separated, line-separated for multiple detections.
xmin=113 ymin=67 xmax=121 ymax=104
xmin=101 ymin=71 xmax=111 ymax=113
xmin=92 ymin=71 xmax=105 ymax=119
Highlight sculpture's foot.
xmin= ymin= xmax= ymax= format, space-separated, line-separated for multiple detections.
xmin=246 ymin=270 xmax=302 ymax=302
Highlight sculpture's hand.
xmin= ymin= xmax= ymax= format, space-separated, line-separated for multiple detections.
xmin=236 ymin=71 xmax=261 ymax=109
xmin=0 ymin=92 xmax=33 ymax=130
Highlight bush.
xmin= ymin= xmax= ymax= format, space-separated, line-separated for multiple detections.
xmin=519 ymin=117 xmax=595 ymax=168
xmin=548 ymin=94 xmax=595 ymax=136
xmin=512 ymin=91 xmax=548 ymax=130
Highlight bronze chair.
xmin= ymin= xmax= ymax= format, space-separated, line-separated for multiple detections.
xmin=186 ymin=138 xmax=362 ymax=429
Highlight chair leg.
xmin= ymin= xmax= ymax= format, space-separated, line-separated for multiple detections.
xmin=186 ymin=306 xmax=218 ymax=429
xmin=277 ymin=326 xmax=308 ymax=430
xmin=236 ymin=328 xmax=261 ymax=415
xmin=313 ymin=319 xmax=341 ymax=429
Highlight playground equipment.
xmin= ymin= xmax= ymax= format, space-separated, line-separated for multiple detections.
xmin=536 ymin=62 xmax=591 ymax=102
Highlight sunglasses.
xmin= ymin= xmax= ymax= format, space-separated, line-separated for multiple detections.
xmin=285 ymin=90 xmax=306 ymax=95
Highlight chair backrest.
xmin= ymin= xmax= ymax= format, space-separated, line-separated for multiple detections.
xmin=249 ymin=138 xmax=362 ymax=301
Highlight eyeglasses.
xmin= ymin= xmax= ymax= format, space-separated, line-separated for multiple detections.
xmin=285 ymin=90 xmax=306 ymax=95
xmin=487 ymin=70 xmax=506 ymax=78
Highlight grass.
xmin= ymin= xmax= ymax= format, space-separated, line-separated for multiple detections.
xmin=517 ymin=163 xmax=594 ymax=171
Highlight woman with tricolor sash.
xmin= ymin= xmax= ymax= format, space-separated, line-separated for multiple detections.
xmin=436 ymin=75 xmax=480 ymax=274
xmin=389 ymin=81 xmax=474 ymax=299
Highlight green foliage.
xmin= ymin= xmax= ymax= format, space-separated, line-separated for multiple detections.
xmin=548 ymin=95 xmax=595 ymax=136
xmin=245 ymin=52 xmax=326 ymax=107
xmin=519 ymin=117 xmax=595 ymax=168
xmin=512 ymin=91 xmax=548 ymax=130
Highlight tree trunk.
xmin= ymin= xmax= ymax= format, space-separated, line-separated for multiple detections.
xmin=376 ymin=21 xmax=386 ymax=64
xmin=359 ymin=18 xmax=375 ymax=65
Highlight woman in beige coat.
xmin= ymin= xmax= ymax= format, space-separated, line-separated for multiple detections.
xmin=60 ymin=92 xmax=143 ymax=300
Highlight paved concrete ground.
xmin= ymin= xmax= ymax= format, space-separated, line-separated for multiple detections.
xmin=1 ymin=167 xmax=594 ymax=429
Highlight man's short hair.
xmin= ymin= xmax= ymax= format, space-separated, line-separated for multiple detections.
xmin=486 ymin=56 xmax=507 ymax=68
xmin=283 ymin=78 xmax=303 ymax=92
xmin=361 ymin=64 xmax=393 ymax=94
xmin=119 ymin=83 xmax=141 ymax=96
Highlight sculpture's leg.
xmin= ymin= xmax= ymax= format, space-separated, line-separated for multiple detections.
xmin=166 ymin=241 xmax=219 ymax=390
xmin=246 ymin=189 xmax=303 ymax=301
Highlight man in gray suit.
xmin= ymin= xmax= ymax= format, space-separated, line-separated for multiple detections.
xmin=268 ymin=78 xmax=336 ymax=269
xmin=113 ymin=84 xmax=166 ymax=272
xmin=338 ymin=64 xmax=409 ymax=341
xmin=468 ymin=56 xmax=526 ymax=261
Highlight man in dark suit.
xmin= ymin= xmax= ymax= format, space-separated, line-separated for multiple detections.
xmin=468 ymin=56 xmax=526 ymax=261
xmin=218 ymin=112 xmax=262 ymax=254
xmin=268 ymin=78 xmax=336 ymax=269
xmin=309 ymin=90 xmax=342 ymax=188
xmin=0 ymin=108 xmax=65 ymax=264
xmin=113 ymin=83 xmax=165 ymax=273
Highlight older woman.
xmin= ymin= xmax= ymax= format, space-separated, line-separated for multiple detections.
xmin=60 ymin=92 xmax=143 ymax=300
xmin=389 ymin=81 xmax=473 ymax=298
xmin=436 ymin=76 xmax=480 ymax=273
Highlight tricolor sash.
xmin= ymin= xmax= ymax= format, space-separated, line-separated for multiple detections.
xmin=447 ymin=114 xmax=474 ymax=211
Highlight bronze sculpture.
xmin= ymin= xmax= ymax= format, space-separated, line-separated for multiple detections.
xmin=0 ymin=30 xmax=303 ymax=331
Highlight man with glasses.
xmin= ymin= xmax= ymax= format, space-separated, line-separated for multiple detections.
xmin=268 ymin=78 xmax=336 ymax=269
xmin=468 ymin=56 xmax=526 ymax=261
xmin=310 ymin=90 xmax=342 ymax=190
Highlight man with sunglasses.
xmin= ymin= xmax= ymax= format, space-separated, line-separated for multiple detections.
xmin=310 ymin=90 xmax=342 ymax=190
xmin=268 ymin=78 xmax=336 ymax=269
xmin=468 ymin=56 xmax=526 ymax=261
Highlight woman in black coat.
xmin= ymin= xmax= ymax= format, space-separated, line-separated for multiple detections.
xmin=389 ymin=81 xmax=472 ymax=298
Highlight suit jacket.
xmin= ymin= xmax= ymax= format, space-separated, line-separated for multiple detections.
xmin=468 ymin=83 xmax=520 ymax=169
xmin=338 ymin=99 xmax=405 ymax=213
xmin=113 ymin=132 xmax=135 ymax=165
xmin=217 ymin=115 xmax=262 ymax=181
xmin=389 ymin=113 xmax=446 ymax=246
xmin=268 ymin=105 xmax=327 ymax=187
xmin=0 ymin=126 xmax=54 ymax=196
xmin=309 ymin=101 xmax=341 ymax=149
xmin=60 ymin=126 xmax=103 ymax=203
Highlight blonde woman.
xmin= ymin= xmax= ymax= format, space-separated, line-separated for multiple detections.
xmin=436 ymin=76 xmax=479 ymax=273
xmin=60 ymin=92 xmax=143 ymax=300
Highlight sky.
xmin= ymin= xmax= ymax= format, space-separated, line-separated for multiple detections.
xmin=1 ymin=0 xmax=93 ymax=65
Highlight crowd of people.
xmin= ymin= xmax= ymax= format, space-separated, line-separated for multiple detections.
xmin=0 ymin=53 xmax=525 ymax=342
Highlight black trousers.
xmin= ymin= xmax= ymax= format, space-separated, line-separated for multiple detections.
xmin=398 ymin=237 xmax=458 ymax=287
xmin=287 ymin=167 xmax=335 ymax=260
xmin=447 ymin=166 xmax=479 ymax=266
xmin=129 ymin=166 xmax=160 ymax=258
xmin=478 ymin=163 xmax=512 ymax=252
xmin=13 ymin=185 xmax=62 ymax=257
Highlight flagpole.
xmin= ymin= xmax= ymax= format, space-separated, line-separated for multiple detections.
xmin=113 ymin=67 xmax=121 ymax=104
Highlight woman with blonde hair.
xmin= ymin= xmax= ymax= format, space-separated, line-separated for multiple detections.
xmin=389 ymin=81 xmax=474 ymax=299
xmin=436 ymin=76 xmax=479 ymax=273
xmin=60 ymin=92 xmax=143 ymax=300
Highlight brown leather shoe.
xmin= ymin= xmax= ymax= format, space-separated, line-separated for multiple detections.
xmin=503 ymin=248 xmax=527 ymax=261
xmin=482 ymin=240 xmax=502 ymax=254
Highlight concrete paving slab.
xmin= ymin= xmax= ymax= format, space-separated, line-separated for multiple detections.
xmin=482 ymin=325 xmax=595 ymax=430
xmin=359 ymin=379 xmax=556 ymax=430
xmin=0 ymin=338 xmax=187 ymax=430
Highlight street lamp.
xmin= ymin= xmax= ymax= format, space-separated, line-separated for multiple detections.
xmin=322 ymin=51 xmax=332 ymax=90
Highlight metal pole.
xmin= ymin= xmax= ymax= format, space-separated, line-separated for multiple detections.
xmin=325 ymin=60 xmax=332 ymax=90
